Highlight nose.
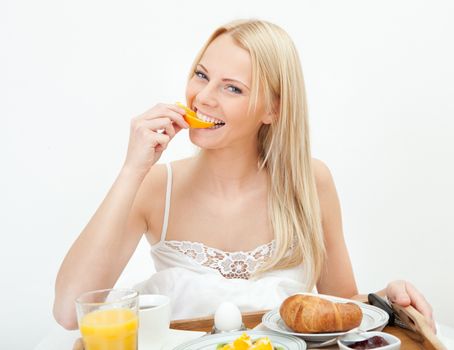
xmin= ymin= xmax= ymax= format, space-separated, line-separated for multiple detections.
xmin=194 ymin=81 xmax=218 ymax=109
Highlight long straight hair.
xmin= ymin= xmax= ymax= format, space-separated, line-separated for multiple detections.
xmin=188 ymin=20 xmax=325 ymax=290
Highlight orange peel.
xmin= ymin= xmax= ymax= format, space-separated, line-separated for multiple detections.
xmin=176 ymin=102 xmax=215 ymax=128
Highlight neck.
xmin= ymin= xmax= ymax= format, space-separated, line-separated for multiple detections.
xmin=194 ymin=148 xmax=266 ymax=197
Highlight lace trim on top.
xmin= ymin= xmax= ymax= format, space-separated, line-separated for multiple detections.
xmin=164 ymin=240 xmax=275 ymax=279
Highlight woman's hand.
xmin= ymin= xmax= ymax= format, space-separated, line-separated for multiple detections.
xmin=386 ymin=280 xmax=436 ymax=333
xmin=123 ymin=103 xmax=189 ymax=175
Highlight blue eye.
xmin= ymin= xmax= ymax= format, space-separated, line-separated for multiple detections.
xmin=194 ymin=70 xmax=208 ymax=80
xmin=227 ymin=85 xmax=242 ymax=94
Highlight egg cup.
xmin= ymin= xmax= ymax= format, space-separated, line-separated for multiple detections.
xmin=211 ymin=323 xmax=247 ymax=334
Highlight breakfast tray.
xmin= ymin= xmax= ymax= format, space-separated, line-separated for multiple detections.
xmin=170 ymin=305 xmax=446 ymax=350
xmin=73 ymin=304 xmax=446 ymax=349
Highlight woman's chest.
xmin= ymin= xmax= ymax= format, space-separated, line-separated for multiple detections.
xmin=166 ymin=192 xmax=273 ymax=252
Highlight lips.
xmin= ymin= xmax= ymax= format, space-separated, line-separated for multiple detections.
xmin=193 ymin=107 xmax=226 ymax=126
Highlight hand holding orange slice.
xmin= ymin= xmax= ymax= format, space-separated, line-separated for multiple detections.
xmin=176 ymin=102 xmax=215 ymax=128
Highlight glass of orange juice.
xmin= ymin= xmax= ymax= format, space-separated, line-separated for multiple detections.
xmin=75 ymin=288 xmax=139 ymax=350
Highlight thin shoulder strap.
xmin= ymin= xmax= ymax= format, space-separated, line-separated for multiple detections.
xmin=160 ymin=163 xmax=173 ymax=242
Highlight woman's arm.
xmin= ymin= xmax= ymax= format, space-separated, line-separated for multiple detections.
xmin=313 ymin=159 xmax=435 ymax=332
xmin=313 ymin=159 xmax=358 ymax=298
xmin=53 ymin=167 xmax=148 ymax=330
xmin=53 ymin=104 xmax=188 ymax=329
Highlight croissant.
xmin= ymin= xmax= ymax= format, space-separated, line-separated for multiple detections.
xmin=279 ymin=294 xmax=362 ymax=333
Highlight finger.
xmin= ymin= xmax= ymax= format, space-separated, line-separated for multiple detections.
xmin=387 ymin=281 xmax=411 ymax=306
xmin=143 ymin=105 xmax=189 ymax=129
xmin=140 ymin=118 xmax=175 ymax=136
xmin=167 ymin=103 xmax=188 ymax=116
xmin=388 ymin=282 xmax=437 ymax=333
xmin=132 ymin=114 xmax=168 ymax=129
xmin=147 ymin=118 xmax=176 ymax=139
xmin=162 ymin=123 xmax=176 ymax=139
xmin=132 ymin=117 xmax=177 ymax=147
xmin=173 ymin=123 xmax=184 ymax=134
xmin=169 ymin=110 xmax=190 ymax=129
xmin=405 ymin=283 xmax=435 ymax=329
xmin=156 ymin=109 xmax=189 ymax=129
xmin=165 ymin=103 xmax=191 ymax=128
xmin=149 ymin=132 xmax=171 ymax=150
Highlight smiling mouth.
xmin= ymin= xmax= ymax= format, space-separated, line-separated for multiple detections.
xmin=194 ymin=109 xmax=226 ymax=129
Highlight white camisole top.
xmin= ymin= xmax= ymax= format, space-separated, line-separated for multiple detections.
xmin=134 ymin=163 xmax=310 ymax=320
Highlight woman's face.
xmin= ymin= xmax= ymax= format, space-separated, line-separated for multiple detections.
xmin=186 ymin=34 xmax=272 ymax=151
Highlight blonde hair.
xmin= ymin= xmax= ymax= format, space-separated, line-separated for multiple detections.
xmin=188 ymin=20 xmax=325 ymax=290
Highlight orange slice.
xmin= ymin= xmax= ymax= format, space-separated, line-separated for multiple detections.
xmin=176 ymin=102 xmax=215 ymax=128
xmin=232 ymin=333 xmax=252 ymax=350
xmin=250 ymin=337 xmax=273 ymax=350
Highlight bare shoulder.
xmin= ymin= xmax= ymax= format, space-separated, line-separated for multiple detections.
xmin=137 ymin=157 xmax=196 ymax=202
xmin=134 ymin=158 xmax=195 ymax=238
xmin=312 ymin=158 xmax=342 ymax=225
xmin=132 ymin=164 xmax=166 ymax=213
xmin=312 ymin=158 xmax=336 ymax=194
xmin=138 ymin=163 xmax=168 ymax=196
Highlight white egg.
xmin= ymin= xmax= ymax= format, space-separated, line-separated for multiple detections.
xmin=214 ymin=302 xmax=243 ymax=331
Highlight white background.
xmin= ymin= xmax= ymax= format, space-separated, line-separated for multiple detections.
xmin=2 ymin=0 xmax=454 ymax=348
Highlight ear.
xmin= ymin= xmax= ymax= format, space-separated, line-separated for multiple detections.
xmin=261 ymin=98 xmax=279 ymax=125
xmin=261 ymin=111 xmax=275 ymax=125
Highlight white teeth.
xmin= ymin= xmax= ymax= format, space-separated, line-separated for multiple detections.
xmin=196 ymin=111 xmax=225 ymax=125
xmin=208 ymin=124 xmax=224 ymax=129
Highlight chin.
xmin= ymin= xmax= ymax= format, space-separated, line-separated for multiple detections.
xmin=189 ymin=130 xmax=223 ymax=150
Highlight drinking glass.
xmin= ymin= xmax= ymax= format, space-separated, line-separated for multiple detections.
xmin=75 ymin=288 xmax=139 ymax=350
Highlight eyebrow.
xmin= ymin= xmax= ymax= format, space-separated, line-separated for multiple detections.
xmin=197 ymin=64 xmax=250 ymax=90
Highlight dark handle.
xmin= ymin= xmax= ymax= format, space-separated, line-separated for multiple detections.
xmin=368 ymin=293 xmax=395 ymax=326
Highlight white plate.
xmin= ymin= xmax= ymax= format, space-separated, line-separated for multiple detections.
xmin=173 ymin=330 xmax=307 ymax=350
xmin=262 ymin=293 xmax=389 ymax=342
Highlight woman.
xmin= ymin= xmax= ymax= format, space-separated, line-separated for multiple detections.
xmin=53 ymin=19 xmax=435 ymax=331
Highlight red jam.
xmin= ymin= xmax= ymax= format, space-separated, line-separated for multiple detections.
xmin=348 ymin=336 xmax=390 ymax=349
